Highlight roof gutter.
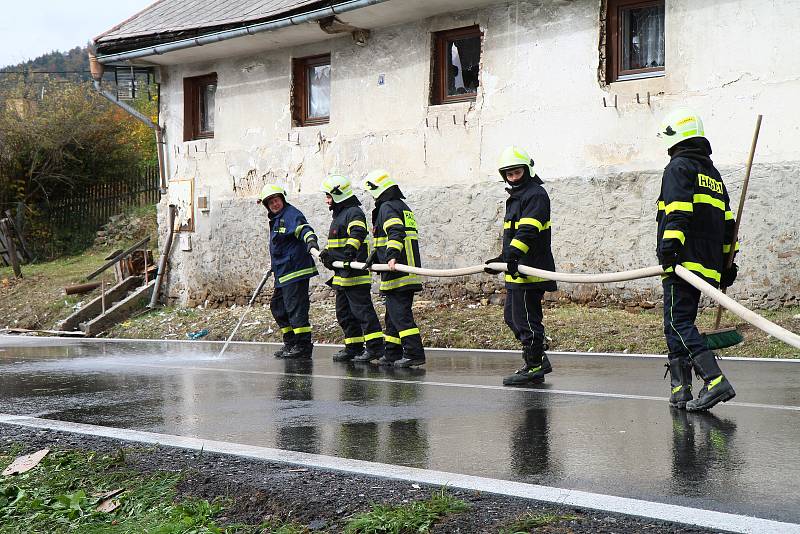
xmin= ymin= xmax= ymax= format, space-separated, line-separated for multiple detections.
xmin=95 ymin=0 xmax=391 ymax=64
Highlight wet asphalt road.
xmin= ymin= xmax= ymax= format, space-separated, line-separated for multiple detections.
xmin=1 ymin=335 xmax=799 ymax=524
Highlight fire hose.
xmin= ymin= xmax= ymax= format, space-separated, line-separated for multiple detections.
xmin=309 ymin=250 xmax=800 ymax=351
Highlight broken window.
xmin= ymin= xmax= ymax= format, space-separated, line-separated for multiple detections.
xmin=183 ymin=73 xmax=217 ymax=141
xmin=607 ymin=0 xmax=665 ymax=82
xmin=293 ymin=54 xmax=331 ymax=126
xmin=431 ymin=26 xmax=482 ymax=105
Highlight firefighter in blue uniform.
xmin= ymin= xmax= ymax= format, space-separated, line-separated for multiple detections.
xmin=258 ymin=184 xmax=320 ymax=359
xmin=317 ymin=174 xmax=385 ymax=362
xmin=656 ymin=108 xmax=738 ymax=411
xmin=485 ymin=146 xmax=557 ymax=386
xmin=360 ymin=170 xmax=426 ymax=367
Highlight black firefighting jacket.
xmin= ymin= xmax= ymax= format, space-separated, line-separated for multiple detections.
xmin=502 ymin=175 xmax=558 ymax=292
xmin=324 ymin=197 xmax=371 ymax=288
xmin=656 ymin=141 xmax=737 ymax=287
xmin=371 ymin=186 xmax=422 ymax=293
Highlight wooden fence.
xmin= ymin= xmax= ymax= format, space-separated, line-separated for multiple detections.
xmin=46 ymin=165 xmax=160 ymax=230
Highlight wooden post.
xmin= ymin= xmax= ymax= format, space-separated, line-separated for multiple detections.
xmin=143 ymin=247 xmax=149 ymax=284
xmin=0 ymin=219 xmax=21 ymax=278
xmin=101 ymin=280 xmax=106 ymax=314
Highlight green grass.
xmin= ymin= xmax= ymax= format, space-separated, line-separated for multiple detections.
xmin=0 ymin=447 xmax=271 ymax=533
xmin=501 ymin=511 xmax=579 ymax=533
xmin=343 ymin=488 xmax=468 ymax=533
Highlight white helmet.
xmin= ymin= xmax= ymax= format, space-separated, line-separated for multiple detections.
xmin=658 ymin=108 xmax=705 ymax=150
xmin=360 ymin=169 xmax=398 ymax=199
xmin=497 ymin=146 xmax=535 ymax=180
xmin=257 ymin=183 xmax=287 ymax=204
xmin=320 ymin=174 xmax=355 ymax=203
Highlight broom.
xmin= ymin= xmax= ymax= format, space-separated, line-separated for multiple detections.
xmin=703 ymin=114 xmax=762 ymax=350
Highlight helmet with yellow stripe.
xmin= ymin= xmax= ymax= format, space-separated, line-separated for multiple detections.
xmin=497 ymin=146 xmax=535 ymax=180
xmin=320 ymin=174 xmax=355 ymax=203
xmin=658 ymin=108 xmax=705 ymax=150
xmin=257 ymin=183 xmax=287 ymax=204
xmin=360 ymin=169 xmax=397 ymax=199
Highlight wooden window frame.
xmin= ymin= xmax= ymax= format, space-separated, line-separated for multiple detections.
xmin=606 ymin=0 xmax=665 ymax=83
xmin=292 ymin=54 xmax=331 ymax=127
xmin=431 ymin=26 xmax=483 ymax=106
xmin=183 ymin=73 xmax=217 ymax=141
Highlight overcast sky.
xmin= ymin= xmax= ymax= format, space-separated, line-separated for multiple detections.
xmin=0 ymin=0 xmax=153 ymax=68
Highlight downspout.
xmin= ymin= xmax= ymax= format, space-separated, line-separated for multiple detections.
xmin=94 ymin=0 xmax=390 ymax=64
xmin=89 ymin=53 xmax=168 ymax=193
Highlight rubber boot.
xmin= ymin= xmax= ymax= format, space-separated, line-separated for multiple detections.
xmin=686 ymin=350 xmax=736 ymax=412
xmin=375 ymin=354 xmax=399 ymax=366
xmin=274 ymin=343 xmax=293 ymax=359
xmin=665 ymin=357 xmax=693 ymax=409
xmin=394 ymin=355 xmax=426 ymax=368
xmin=353 ymin=348 xmax=382 ymax=363
xmin=333 ymin=345 xmax=363 ymax=362
xmin=503 ymin=344 xmax=551 ymax=386
xmin=283 ymin=342 xmax=314 ymax=360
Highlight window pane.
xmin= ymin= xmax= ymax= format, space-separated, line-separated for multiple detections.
xmin=621 ymin=5 xmax=665 ymax=70
xmin=447 ymin=35 xmax=480 ymax=96
xmin=200 ymin=83 xmax=216 ymax=132
xmin=307 ymin=64 xmax=330 ymax=118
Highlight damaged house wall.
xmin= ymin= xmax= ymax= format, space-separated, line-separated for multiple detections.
xmin=156 ymin=0 xmax=800 ymax=308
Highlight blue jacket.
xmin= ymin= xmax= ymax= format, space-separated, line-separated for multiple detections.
xmin=268 ymin=203 xmax=318 ymax=288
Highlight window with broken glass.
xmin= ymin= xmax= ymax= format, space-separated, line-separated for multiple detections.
xmin=431 ymin=26 xmax=482 ymax=105
xmin=183 ymin=73 xmax=217 ymax=141
xmin=607 ymin=0 xmax=665 ymax=82
xmin=293 ymin=54 xmax=331 ymax=126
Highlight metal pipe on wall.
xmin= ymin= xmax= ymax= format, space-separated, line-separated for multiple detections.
xmin=148 ymin=204 xmax=178 ymax=308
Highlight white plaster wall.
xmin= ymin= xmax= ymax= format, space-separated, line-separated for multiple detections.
xmin=155 ymin=0 xmax=800 ymax=306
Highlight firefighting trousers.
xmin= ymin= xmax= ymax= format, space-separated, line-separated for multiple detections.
xmin=270 ymin=279 xmax=312 ymax=344
xmin=504 ymin=288 xmax=545 ymax=347
xmin=383 ymin=290 xmax=425 ymax=360
xmin=335 ymin=285 xmax=384 ymax=352
xmin=663 ymin=276 xmax=707 ymax=360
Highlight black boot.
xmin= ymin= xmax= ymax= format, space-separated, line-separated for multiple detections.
xmin=394 ymin=355 xmax=426 ymax=367
xmin=274 ymin=343 xmax=293 ymax=359
xmin=333 ymin=345 xmax=363 ymax=362
xmin=284 ymin=342 xmax=314 ymax=360
xmin=665 ymin=357 xmax=693 ymax=409
xmin=503 ymin=343 xmax=551 ymax=386
xmin=375 ymin=354 xmax=399 ymax=366
xmin=353 ymin=348 xmax=382 ymax=363
xmin=686 ymin=350 xmax=735 ymax=412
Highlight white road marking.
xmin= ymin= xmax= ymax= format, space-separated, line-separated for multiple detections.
xmin=0 ymin=413 xmax=796 ymax=534
xmin=107 ymin=361 xmax=800 ymax=412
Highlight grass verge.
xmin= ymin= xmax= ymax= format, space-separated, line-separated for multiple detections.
xmin=501 ymin=511 xmax=580 ymax=533
xmin=343 ymin=488 xmax=468 ymax=533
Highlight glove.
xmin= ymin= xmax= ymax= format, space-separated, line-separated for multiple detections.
xmin=505 ymin=257 xmax=520 ymax=279
xmin=661 ymin=250 xmax=680 ymax=272
xmin=343 ymin=245 xmax=358 ymax=262
xmin=363 ymin=249 xmax=378 ymax=269
xmin=319 ymin=249 xmax=335 ymax=270
xmin=484 ymin=255 xmax=503 ymax=275
xmin=306 ymin=238 xmax=319 ymax=254
xmin=720 ymin=263 xmax=738 ymax=289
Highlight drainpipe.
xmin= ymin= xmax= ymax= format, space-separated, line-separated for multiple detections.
xmin=89 ymin=53 xmax=168 ymax=193
xmin=94 ymin=0 xmax=390 ymax=64
xmin=149 ymin=204 xmax=178 ymax=308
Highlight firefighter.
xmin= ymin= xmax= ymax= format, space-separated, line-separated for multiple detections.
xmin=360 ymin=170 xmax=425 ymax=367
xmin=317 ymin=174 xmax=385 ymax=362
xmin=258 ymin=184 xmax=320 ymax=359
xmin=485 ymin=146 xmax=557 ymax=386
xmin=656 ymin=108 xmax=738 ymax=411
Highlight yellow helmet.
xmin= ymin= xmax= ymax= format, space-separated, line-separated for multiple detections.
xmin=497 ymin=146 xmax=535 ymax=180
xmin=658 ymin=108 xmax=705 ymax=150
xmin=320 ymin=174 xmax=355 ymax=203
xmin=257 ymin=183 xmax=287 ymax=203
xmin=360 ymin=169 xmax=397 ymax=199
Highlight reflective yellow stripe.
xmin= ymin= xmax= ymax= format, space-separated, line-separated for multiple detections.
xmin=399 ymin=327 xmax=420 ymax=338
xmin=664 ymin=201 xmax=693 ymax=214
xmin=708 ymin=375 xmax=724 ymax=391
xmin=657 ymin=201 xmax=665 ymax=212
xmin=725 ymin=210 xmax=734 ymax=221
xmin=294 ymin=224 xmax=308 ymax=237
xmin=278 ymin=266 xmax=317 ymax=284
xmin=518 ymin=218 xmax=551 ymax=231
xmin=672 ymin=385 xmax=683 ymax=394
xmin=682 ymin=129 xmax=698 ymax=138
xmin=304 ymin=232 xmax=317 ymax=243
xmin=379 ymin=274 xmax=421 ymax=291
xmin=345 ymin=238 xmax=361 ymax=248
xmin=293 ymin=326 xmax=312 ymax=334
xmin=280 ymin=326 xmax=293 ymax=334
xmin=722 ymin=242 xmax=740 ymax=254
xmin=510 ymin=239 xmax=529 ymax=253
xmin=386 ymin=240 xmax=403 ymax=251
xmin=344 ymin=336 xmax=365 ymax=344
xmin=347 ymin=220 xmax=367 ymax=232
xmin=503 ymin=221 xmax=515 ymax=229
xmin=383 ymin=218 xmax=403 ymax=232
xmin=333 ymin=275 xmax=372 ymax=287
xmin=681 ymin=261 xmax=721 ymax=282
xmin=374 ymin=237 xmax=387 ymax=247
xmin=505 ymin=273 xmax=549 ymax=283
xmin=693 ymin=194 xmax=725 ymax=211
xmin=327 ymin=238 xmax=348 ymax=248
xmin=364 ymin=331 xmax=384 ymax=341
xmin=385 ymin=335 xmax=401 ymax=344
xmin=663 ymin=229 xmax=686 ymax=244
